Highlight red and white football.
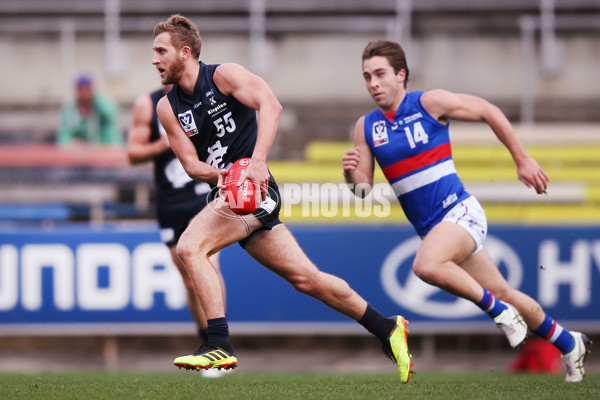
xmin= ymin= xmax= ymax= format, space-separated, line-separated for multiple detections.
xmin=223 ymin=158 xmax=258 ymax=215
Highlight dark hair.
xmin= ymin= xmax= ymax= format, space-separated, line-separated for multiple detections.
xmin=153 ymin=14 xmax=202 ymax=59
xmin=362 ymin=40 xmax=409 ymax=88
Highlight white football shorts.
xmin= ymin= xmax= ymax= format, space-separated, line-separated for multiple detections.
xmin=442 ymin=195 xmax=487 ymax=254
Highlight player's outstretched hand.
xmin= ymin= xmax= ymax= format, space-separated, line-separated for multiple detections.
xmin=517 ymin=156 xmax=550 ymax=194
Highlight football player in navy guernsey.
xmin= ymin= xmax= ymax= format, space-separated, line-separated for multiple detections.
xmin=126 ymin=84 xmax=229 ymax=378
xmin=152 ymin=15 xmax=412 ymax=382
xmin=343 ymin=40 xmax=590 ymax=383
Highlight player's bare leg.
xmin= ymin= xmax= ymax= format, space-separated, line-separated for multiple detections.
xmin=170 ymin=246 xmax=231 ymax=376
xmin=176 ymin=199 xmax=259 ymax=320
xmin=413 ymin=221 xmax=527 ymax=347
xmin=460 ymin=249 xmax=544 ymax=329
xmin=244 ymin=224 xmax=413 ymax=382
xmin=412 ymin=221 xmax=483 ymax=302
xmin=243 ymin=224 xmax=367 ymax=320
xmin=461 ymin=246 xmax=590 ymax=382
xmin=173 ymin=199 xmax=262 ymax=371
xmin=414 ymin=221 xmax=588 ymax=380
xmin=169 ymin=246 xmax=207 ymax=329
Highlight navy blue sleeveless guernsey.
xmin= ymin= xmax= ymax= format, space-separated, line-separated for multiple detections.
xmin=166 ymin=62 xmax=257 ymax=170
xmin=149 ymin=88 xmax=209 ymax=208
xmin=363 ymin=91 xmax=470 ymax=236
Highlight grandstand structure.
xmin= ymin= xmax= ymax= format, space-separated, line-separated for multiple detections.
xmin=0 ymin=0 xmax=599 ymax=224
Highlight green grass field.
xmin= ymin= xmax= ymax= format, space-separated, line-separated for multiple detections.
xmin=0 ymin=372 xmax=598 ymax=400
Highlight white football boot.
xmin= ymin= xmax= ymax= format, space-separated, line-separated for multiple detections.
xmin=563 ymin=331 xmax=591 ymax=383
xmin=493 ymin=302 xmax=528 ymax=348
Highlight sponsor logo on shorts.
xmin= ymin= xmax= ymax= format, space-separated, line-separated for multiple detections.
xmin=259 ymin=196 xmax=276 ymax=213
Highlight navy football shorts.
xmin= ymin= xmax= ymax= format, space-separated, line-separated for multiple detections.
xmin=157 ymin=193 xmax=211 ymax=247
xmin=238 ymin=177 xmax=282 ymax=248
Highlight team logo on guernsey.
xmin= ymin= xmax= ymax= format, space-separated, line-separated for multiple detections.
xmin=205 ymin=89 xmax=217 ymax=105
xmin=178 ymin=110 xmax=198 ymax=137
xmin=372 ymin=120 xmax=389 ymax=147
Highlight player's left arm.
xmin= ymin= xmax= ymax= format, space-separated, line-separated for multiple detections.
xmin=157 ymin=96 xmax=221 ymax=185
xmin=421 ymin=89 xmax=549 ymax=194
xmin=213 ymin=63 xmax=282 ymax=201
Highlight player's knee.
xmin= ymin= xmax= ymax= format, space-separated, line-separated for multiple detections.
xmin=175 ymin=240 xmax=190 ymax=262
xmin=176 ymin=235 xmax=200 ymax=263
xmin=177 ymin=230 xmax=213 ymax=261
xmin=412 ymin=260 xmax=440 ymax=284
xmin=288 ymin=271 xmax=320 ymax=296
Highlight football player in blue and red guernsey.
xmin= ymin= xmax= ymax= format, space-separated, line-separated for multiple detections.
xmin=343 ymin=40 xmax=590 ymax=383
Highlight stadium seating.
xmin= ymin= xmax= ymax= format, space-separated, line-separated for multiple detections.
xmin=0 ymin=144 xmax=152 ymax=223
xmin=1 ymin=1 xmax=599 ymax=225
xmin=268 ymin=135 xmax=600 ymax=225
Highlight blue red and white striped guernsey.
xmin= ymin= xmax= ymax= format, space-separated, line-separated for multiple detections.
xmin=364 ymin=91 xmax=470 ymax=236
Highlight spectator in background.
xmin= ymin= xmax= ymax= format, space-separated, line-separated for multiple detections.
xmin=57 ymin=74 xmax=123 ymax=146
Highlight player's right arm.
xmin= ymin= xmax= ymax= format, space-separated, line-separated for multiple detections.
xmin=343 ymin=116 xmax=375 ymax=198
xmin=156 ymin=96 xmax=222 ymax=185
xmin=126 ymin=94 xmax=170 ymax=164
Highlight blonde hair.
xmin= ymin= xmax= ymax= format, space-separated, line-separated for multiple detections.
xmin=153 ymin=14 xmax=202 ymax=59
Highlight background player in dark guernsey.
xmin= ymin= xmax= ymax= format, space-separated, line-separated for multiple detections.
xmin=152 ymin=14 xmax=412 ymax=382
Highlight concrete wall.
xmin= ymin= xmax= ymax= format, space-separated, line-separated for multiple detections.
xmin=2 ymin=31 xmax=599 ymax=107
